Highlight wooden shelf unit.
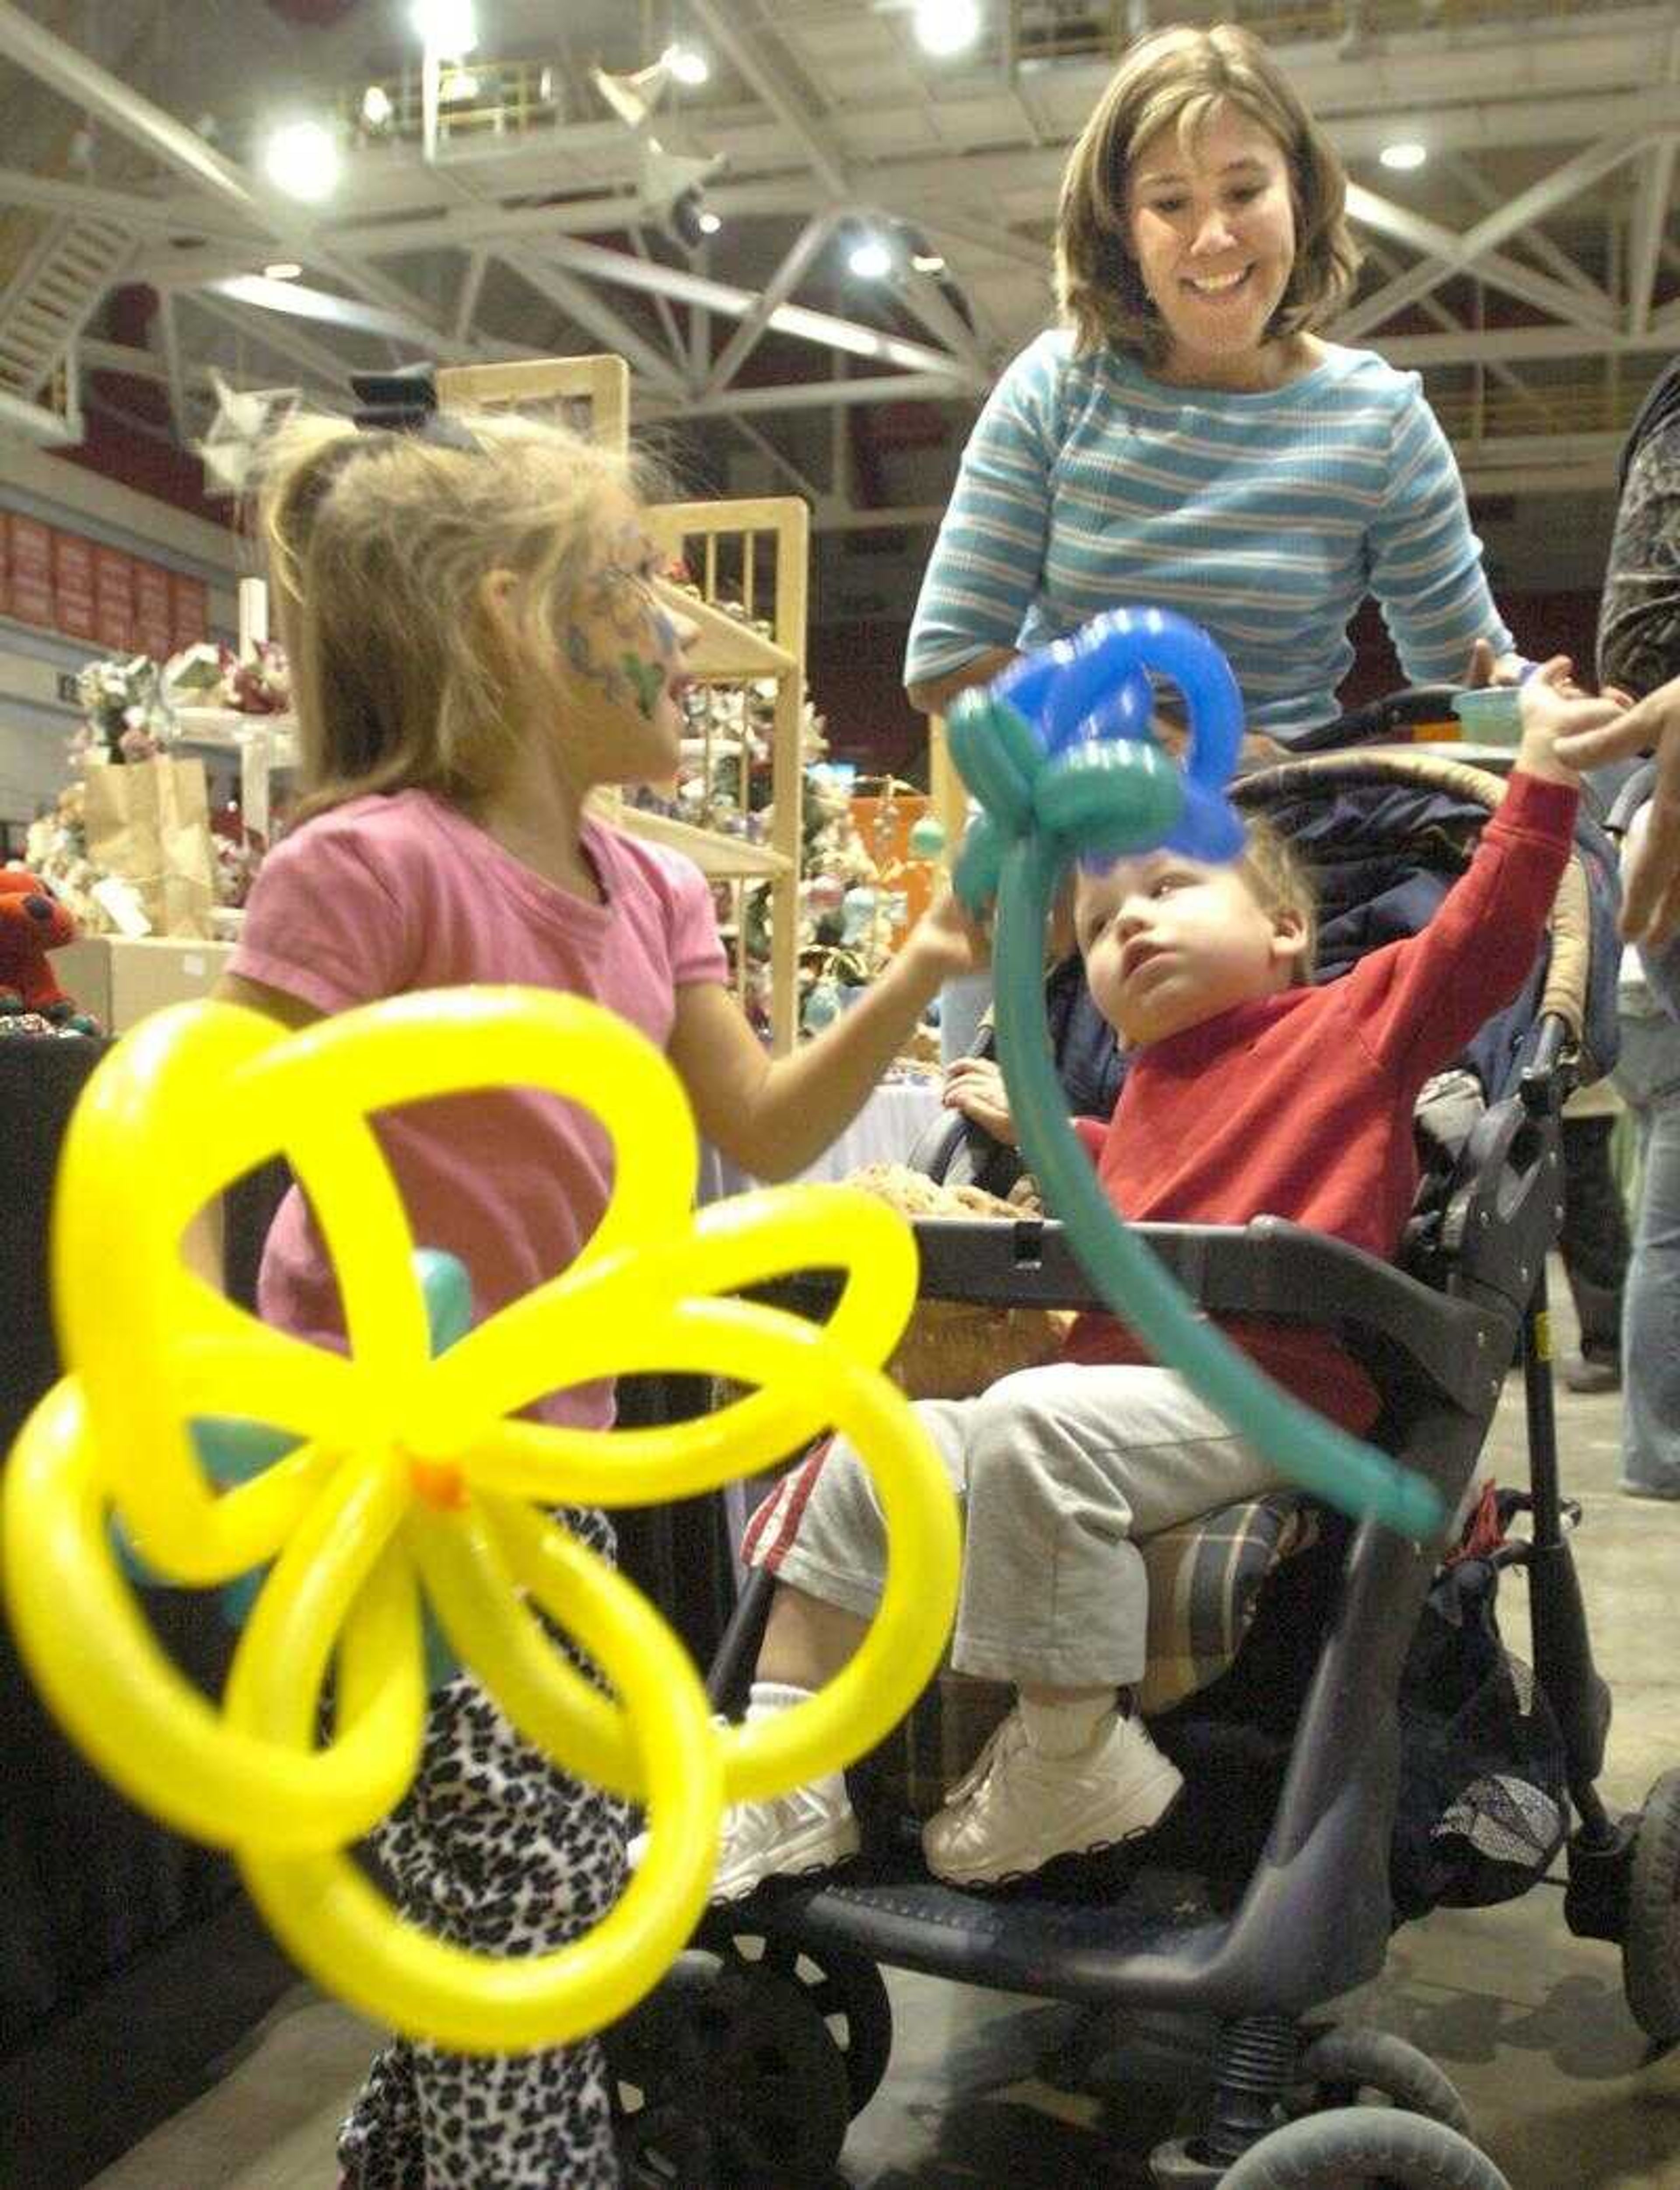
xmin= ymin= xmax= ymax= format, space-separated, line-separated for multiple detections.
xmin=647 ymin=495 xmax=808 ymax=1055
xmin=168 ymin=581 xmax=296 ymax=843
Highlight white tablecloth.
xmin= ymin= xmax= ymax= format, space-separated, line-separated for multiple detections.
xmin=697 ymin=1077 xmax=943 ymax=1203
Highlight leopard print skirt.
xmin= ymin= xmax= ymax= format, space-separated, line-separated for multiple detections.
xmin=338 ymin=1508 xmax=625 ymax=2189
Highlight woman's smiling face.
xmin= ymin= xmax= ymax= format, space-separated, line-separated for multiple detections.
xmin=1125 ymin=100 xmax=1298 ymax=387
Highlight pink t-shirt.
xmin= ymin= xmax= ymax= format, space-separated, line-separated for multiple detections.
xmin=231 ymin=789 xmax=728 ymax=1427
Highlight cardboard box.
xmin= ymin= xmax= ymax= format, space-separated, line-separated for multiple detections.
xmin=53 ymin=934 xmax=233 ymax=1033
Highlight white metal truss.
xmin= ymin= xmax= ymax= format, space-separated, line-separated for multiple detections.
xmin=0 ymin=0 xmax=472 ymax=360
xmin=0 ymin=0 xmax=1677 ymax=503
xmin=498 ymin=249 xmax=689 ymax=396
xmin=534 ymin=234 xmax=986 ymax=388
xmin=0 ymin=209 xmax=132 ymax=401
xmin=1439 ymin=152 xmax=1614 ymax=321
xmin=684 ymin=0 xmax=850 ymax=200
xmin=701 ymin=213 xmax=840 ymax=398
xmin=1337 ymin=136 xmax=1653 ymax=344
xmin=188 ymin=293 xmax=368 ymax=400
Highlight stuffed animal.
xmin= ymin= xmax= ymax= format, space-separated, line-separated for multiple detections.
xmin=0 ymin=867 xmax=80 ymax=1018
xmin=844 ymin=1163 xmax=1071 ymax=1400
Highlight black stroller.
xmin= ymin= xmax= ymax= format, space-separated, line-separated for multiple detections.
xmin=604 ymin=746 xmax=1678 ymax=2188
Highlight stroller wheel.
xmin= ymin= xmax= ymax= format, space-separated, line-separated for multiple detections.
xmin=698 ymin=1915 xmax=895 ymax=2115
xmin=1217 ymin=2104 xmax=1512 ymax=2187
xmin=1623 ymin=1766 xmax=1680 ymax=2041
xmin=1289 ymin=2026 xmax=1472 ymax=2134
xmin=606 ymin=1953 xmax=851 ymax=2186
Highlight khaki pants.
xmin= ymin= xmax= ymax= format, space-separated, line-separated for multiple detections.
xmin=743 ymin=1361 xmax=1283 ymax=1688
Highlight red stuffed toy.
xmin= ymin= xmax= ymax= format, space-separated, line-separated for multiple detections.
xmin=0 ymin=868 xmax=77 ymax=1016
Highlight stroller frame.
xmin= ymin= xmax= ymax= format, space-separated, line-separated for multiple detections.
xmin=607 ymin=757 xmax=1676 ymax=2187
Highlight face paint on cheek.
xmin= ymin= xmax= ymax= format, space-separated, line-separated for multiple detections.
xmin=620 ymin=652 xmax=665 ymax=720
xmin=566 ymin=618 xmax=633 ymax=714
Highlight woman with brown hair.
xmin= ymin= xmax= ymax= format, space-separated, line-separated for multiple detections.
xmin=906 ymin=22 xmax=1523 ymax=742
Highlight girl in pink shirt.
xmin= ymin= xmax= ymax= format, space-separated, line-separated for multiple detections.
xmin=222 ymin=406 xmax=979 ymax=2190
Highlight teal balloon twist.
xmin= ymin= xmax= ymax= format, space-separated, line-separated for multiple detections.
xmin=946 ymin=609 xmax=1444 ymax=1543
xmin=116 ymin=1248 xmax=475 ymax=1689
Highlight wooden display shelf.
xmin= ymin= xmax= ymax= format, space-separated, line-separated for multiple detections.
xmin=610 ymin=804 xmax=792 ymax=882
xmin=172 ymin=707 xmax=298 ymax=761
xmin=656 ymin=584 xmax=795 ymax=680
xmin=171 ymin=704 xmax=296 ymax=843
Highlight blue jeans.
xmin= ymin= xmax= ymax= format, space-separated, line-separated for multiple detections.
xmin=1613 ymin=1001 xmax=1680 ymax=1497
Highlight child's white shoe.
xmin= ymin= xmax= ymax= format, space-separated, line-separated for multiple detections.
xmin=626 ymin=1683 xmax=860 ymax=1903
xmin=628 ymin=1774 xmax=859 ymax=1903
xmin=921 ymin=1704 xmax=1182 ymax=1888
xmin=709 ymin=1774 xmax=861 ymax=1902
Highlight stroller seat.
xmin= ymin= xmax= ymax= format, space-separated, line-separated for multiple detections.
xmin=608 ymin=752 xmax=1674 ymax=2190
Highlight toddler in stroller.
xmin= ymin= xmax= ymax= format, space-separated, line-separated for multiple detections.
xmin=610 ymin=675 xmax=1680 ymax=2188
xmin=693 ymin=661 xmax=1617 ymax=1902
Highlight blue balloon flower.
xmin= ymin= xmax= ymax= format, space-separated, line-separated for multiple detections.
xmin=948 ymin=607 xmax=1246 ymax=920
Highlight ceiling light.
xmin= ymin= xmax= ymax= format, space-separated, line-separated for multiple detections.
xmin=913 ymin=0 xmax=981 ymax=59
xmin=911 ymin=249 xmax=947 ymax=275
xmin=410 ymin=0 xmax=477 ymax=58
xmin=595 ymin=59 xmax=670 ymax=132
xmin=642 ymin=142 xmax=727 ymax=249
xmin=664 ymin=43 xmax=710 ymax=87
xmin=848 ymin=234 xmax=894 ymax=280
xmin=696 ymin=208 xmax=722 ymax=236
xmin=259 ymin=119 xmax=342 ymax=203
xmin=1379 ymin=140 xmax=1428 ymax=172
xmin=360 ymin=84 xmax=393 ymax=127
xmin=262 ymin=261 xmax=303 ymax=281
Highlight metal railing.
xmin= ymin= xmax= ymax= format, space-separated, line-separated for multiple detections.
xmin=1428 ymin=375 xmax=1649 ymax=445
xmin=1010 ymin=0 xmax=1644 ymax=64
xmin=332 ymin=58 xmax=567 ymax=148
xmin=322 ymin=44 xmax=743 ymax=153
xmin=214 ymin=0 xmax=1643 ymax=157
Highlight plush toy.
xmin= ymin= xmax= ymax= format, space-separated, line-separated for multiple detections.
xmin=844 ymin=1163 xmax=1070 ymax=1400
xmin=0 ymin=868 xmax=81 ymax=1020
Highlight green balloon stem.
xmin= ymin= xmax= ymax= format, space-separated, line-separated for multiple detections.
xmin=993 ymin=831 xmax=1444 ymax=1543
xmin=116 ymin=1250 xmax=480 ymax=1690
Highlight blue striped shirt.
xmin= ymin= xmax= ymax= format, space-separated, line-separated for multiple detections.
xmin=906 ymin=332 xmax=1513 ymax=743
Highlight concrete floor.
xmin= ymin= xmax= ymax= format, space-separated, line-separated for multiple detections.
xmin=91 ymin=1263 xmax=1680 ymax=2190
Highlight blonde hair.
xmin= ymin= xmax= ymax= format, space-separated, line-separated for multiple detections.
xmin=1238 ymin=812 xmax=1318 ymax=982
xmin=1074 ymin=812 xmax=1318 ymax=983
xmin=1055 ymin=22 xmax=1361 ymax=365
xmin=254 ymin=410 xmax=649 ymax=822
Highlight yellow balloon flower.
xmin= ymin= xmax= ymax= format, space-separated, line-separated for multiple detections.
xmin=2 ymin=987 xmax=961 ymax=2054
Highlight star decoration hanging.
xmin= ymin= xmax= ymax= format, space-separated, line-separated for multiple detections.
xmin=196 ymin=371 xmax=301 ymax=497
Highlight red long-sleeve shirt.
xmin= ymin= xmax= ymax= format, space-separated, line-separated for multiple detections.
xmin=1063 ymin=771 xmax=1579 ymax=1431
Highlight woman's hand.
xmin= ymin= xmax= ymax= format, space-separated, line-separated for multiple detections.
xmin=942 ymin=1056 xmax=1017 ymax=1145
xmin=1514 ymin=656 xmax=1624 ymax=786
xmin=1555 ymin=670 xmax=1680 ymax=946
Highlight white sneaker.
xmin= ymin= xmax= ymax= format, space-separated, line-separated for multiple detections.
xmin=921 ymin=1705 xmax=1183 ymax=1888
xmin=628 ymin=1775 xmax=860 ymax=1904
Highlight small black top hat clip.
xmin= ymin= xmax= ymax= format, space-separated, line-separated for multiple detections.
xmin=349 ymin=362 xmax=478 ymax=449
